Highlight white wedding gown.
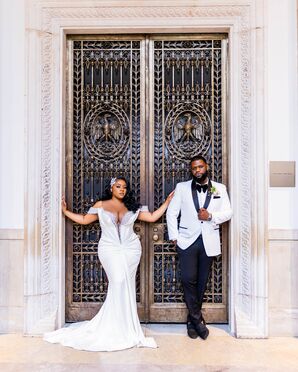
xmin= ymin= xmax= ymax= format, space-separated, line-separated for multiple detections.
xmin=44 ymin=207 xmax=157 ymax=351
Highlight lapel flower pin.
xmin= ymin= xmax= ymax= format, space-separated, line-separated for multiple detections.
xmin=210 ymin=186 xmax=220 ymax=196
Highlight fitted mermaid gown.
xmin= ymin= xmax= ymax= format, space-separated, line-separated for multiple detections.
xmin=43 ymin=207 xmax=157 ymax=351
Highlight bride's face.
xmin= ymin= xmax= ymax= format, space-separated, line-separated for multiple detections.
xmin=111 ymin=179 xmax=127 ymax=199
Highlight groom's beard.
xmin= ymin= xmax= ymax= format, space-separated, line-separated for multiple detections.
xmin=193 ymin=171 xmax=208 ymax=184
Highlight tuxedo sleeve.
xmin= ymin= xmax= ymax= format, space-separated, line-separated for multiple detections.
xmin=166 ymin=183 xmax=182 ymax=240
xmin=211 ymin=185 xmax=233 ymax=225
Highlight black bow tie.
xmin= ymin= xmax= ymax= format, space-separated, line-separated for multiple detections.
xmin=196 ymin=183 xmax=208 ymax=193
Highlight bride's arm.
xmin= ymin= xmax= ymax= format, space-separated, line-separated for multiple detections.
xmin=137 ymin=191 xmax=174 ymax=223
xmin=62 ymin=197 xmax=101 ymax=225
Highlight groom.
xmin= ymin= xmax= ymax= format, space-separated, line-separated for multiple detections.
xmin=166 ymin=155 xmax=232 ymax=340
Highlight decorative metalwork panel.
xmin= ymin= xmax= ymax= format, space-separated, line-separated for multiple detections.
xmin=67 ymin=36 xmax=227 ymax=322
xmin=70 ymin=39 xmax=142 ymax=309
xmin=153 ymin=243 xmax=183 ymax=303
xmin=152 ymin=39 xmax=225 ymax=307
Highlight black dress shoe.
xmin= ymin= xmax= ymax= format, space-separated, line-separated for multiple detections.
xmin=187 ymin=321 xmax=198 ymax=339
xmin=195 ymin=315 xmax=209 ymax=340
xmin=196 ymin=322 xmax=209 ymax=340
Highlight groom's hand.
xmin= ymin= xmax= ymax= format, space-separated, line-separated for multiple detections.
xmin=198 ymin=208 xmax=210 ymax=221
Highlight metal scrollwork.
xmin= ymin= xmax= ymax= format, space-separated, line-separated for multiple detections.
xmin=68 ymin=38 xmax=142 ymax=316
xmin=153 ymin=38 xmax=226 ymax=311
xmin=67 ymin=36 xmax=227 ymax=322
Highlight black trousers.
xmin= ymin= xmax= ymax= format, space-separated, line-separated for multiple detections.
xmin=177 ymin=235 xmax=213 ymax=325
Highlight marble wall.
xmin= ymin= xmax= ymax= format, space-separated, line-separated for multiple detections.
xmin=268 ymin=0 xmax=298 ymax=229
xmin=269 ymin=230 xmax=298 ymax=336
xmin=0 ymin=0 xmax=25 ymax=229
xmin=267 ymin=0 xmax=298 ymax=336
xmin=0 ymin=230 xmax=24 ymax=333
xmin=0 ymin=0 xmax=25 ymax=334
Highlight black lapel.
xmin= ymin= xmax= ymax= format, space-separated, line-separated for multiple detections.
xmin=191 ymin=179 xmax=200 ymax=212
xmin=203 ymin=179 xmax=213 ymax=209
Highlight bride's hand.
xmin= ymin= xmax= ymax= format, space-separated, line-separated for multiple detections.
xmin=166 ymin=190 xmax=175 ymax=204
xmin=62 ymin=196 xmax=67 ymax=214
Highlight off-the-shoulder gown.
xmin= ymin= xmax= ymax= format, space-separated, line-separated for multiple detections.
xmin=43 ymin=207 xmax=157 ymax=351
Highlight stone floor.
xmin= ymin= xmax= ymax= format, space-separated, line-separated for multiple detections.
xmin=0 ymin=324 xmax=298 ymax=372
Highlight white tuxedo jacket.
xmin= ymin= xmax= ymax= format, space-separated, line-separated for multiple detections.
xmin=166 ymin=179 xmax=232 ymax=256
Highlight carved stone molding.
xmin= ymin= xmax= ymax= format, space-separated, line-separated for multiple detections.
xmin=25 ymin=0 xmax=267 ymax=337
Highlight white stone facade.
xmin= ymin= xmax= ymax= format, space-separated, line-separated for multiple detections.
xmin=0 ymin=0 xmax=297 ymax=337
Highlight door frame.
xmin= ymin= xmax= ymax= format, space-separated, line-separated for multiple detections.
xmin=24 ymin=1 xmax=268 ymax=338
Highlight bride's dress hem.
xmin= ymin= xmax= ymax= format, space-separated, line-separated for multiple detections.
xmin=43 ymin=333 xmax=157 ymax=352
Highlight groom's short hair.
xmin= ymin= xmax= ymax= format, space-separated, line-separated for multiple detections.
xmin=190 ymin=155 xmax=207 ymax=164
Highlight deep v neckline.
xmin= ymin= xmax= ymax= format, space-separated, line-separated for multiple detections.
xmin=100 ymin=207 xmax=130 ymax=225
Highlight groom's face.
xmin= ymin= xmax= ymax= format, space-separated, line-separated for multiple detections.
xmin=191 ymin=159 xmax=208 ymax=182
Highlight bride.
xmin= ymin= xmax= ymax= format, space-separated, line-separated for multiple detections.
xmin=44 ymin=176 xmax=174 ymax=351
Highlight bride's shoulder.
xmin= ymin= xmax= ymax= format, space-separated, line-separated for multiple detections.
xmin=93 ymin=200 xmax=103 ymax=208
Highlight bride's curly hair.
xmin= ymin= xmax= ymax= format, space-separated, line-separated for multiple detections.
xmin=102 ymin=176 xmax=141 ymax=213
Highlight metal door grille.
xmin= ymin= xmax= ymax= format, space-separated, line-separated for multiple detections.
xmin=66 ymin=35 xmax=228 ymax=322
xmin=66 ymin=38 xmax=144 ymax=321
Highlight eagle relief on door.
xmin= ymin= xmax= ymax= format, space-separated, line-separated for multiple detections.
xmin=66 ymin=35 xmax=228 ymax=323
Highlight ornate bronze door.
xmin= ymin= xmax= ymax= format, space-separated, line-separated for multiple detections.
xmin=66 ymin=35 xmax=228 ymax=323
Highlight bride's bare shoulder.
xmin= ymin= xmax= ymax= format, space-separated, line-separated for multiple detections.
xmin=93 ymin=200 xmax=103 ymax=208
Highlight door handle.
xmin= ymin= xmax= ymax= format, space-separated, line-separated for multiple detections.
xmin=134 ymin=223 xmax=144 ymax=240
xmin=152 ymin=234 xmax=159 ymax=241
xmin=151 ymin=223 xmax=164 ymax=243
